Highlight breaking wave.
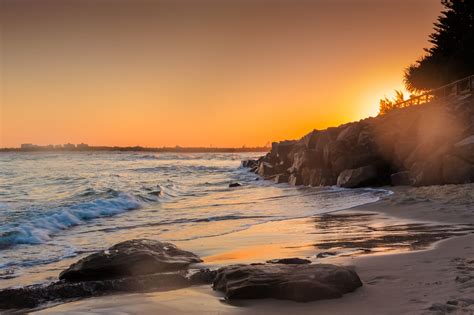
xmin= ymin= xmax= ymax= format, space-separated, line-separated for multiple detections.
xmin=0 ymin=192 xmax=142 ymax=248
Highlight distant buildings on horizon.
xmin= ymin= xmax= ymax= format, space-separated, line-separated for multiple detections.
xmin=20 ymin=143 xmax=89 ymax=150
xmin=11 ymin=143 xmax=269 ymax=153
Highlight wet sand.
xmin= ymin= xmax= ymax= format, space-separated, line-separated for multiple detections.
xmin=34 ymin=184 xmax=474 ymax=314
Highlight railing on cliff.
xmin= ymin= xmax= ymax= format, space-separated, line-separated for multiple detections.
xmin=395 ymin=74 xmax=474 ymax=109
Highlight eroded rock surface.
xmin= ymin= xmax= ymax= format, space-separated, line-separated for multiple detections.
xmin=60 ymin=239 xmax=202 ymax=281
xmin=213 ymin=263 xmax=362 ymax=302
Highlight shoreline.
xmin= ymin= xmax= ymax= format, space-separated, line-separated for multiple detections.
xmin=35 ymin=234 xmax=474 ymax=315
xmin=28 ymin=183 xmax=474 ymax=314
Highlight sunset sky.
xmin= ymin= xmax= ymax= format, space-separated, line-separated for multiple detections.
xmin=1 ymin=0 xmax=442 ymax=148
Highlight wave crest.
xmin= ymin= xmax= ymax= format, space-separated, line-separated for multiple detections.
xmin=0 ymin=192 xmax=142 ymax=248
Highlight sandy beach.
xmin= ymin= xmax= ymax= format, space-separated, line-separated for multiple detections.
xmin=33 ymin=184 xmax=474 ymax=315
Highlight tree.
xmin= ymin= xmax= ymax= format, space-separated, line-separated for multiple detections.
xmin=404 ymin=0 xmax=474 ymax=93
xmin=379 ymin=90 xmax=405 ymax=115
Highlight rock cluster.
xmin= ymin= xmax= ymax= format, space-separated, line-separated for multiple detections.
xmin=0 ymin=239 xmax=364 ymax=310
xmin=244 ymin=94 xmax=474 ymax=187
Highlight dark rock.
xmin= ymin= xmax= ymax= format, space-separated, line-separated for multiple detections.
xmin=213 ymin=263 xmax=362 ymax=302
xmin=229 ymin=183 xmax=242 ymax=188
xmin=257 ymin=162 xmax=275 ymax=177
xmin=266 ymin=258 xmax=311 ymax=265
xmin=0 ymin=272 xmax=191 ymax=310
xmin=428 ymin=303 xmax=459 ymax=313
xmin=274 ymin=173 xmax=289 ymax=184
xmin=306 ymin=149 xmax=325 ymax=168
xmin=288 ymin=173 xmax=303 ymax=186
xmin=59 ymin=239 xmax=202 ymax=282
xmin=390 ymin=171 xmax=413 ymax=186
xmin=242 ymin=159 xmax=258 ymax=168
xmin=316 ymin=252 xmax=337 ymax=258
xmin=410 ymin=157 xmax=444 ymax=186
xmin=302 ymin=130 xmax=320 ymax=149
xmin=337 ymin=165 xmax=378 ymax=188
xmin=315 ymin=129 xmax=337 ymax=153
xmin=324 ymin=140 xmax=348 ymax=173
xmin=442 ymin=155 xmax=474 ymax=184
xmin=393 ymin=140 xmax=417 ymax=168
xmin=188 ymin=269 xmax=218 ymax=285
xmin=301 ymin=167 xmax=316 ymax=186
xmin=289 ymin=150 xmax=309 ymax=173
xmin=272 ymin=141 xmax=296 ymax=160
xmin=309 ymin=168 xmax=336 ymax=186
xmin=357 ymin=128 xmax=374 ymax=148
xmin=337 ymin=123 xmax=362 ymax=143
xmin=453 ymin=135 xmax=474 ymax=163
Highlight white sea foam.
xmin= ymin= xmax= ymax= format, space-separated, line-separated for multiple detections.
xmin=0 ymin=192 xmax=142 ymax=247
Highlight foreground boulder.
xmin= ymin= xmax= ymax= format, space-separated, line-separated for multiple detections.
xmin=60 ymin=239 xmax=202 ymax=281
xmin=213 ymin=263 xmax=362 ymax=302
xmin=0 ymin=240 xmax=209 ymax=310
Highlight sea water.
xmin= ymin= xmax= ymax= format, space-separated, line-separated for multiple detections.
xmin=0 ymin=152 xmax=390 ymax=287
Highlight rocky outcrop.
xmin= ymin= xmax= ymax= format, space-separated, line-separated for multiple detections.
xmin=243 ymin=94 xmax=474 ymax=187
xmin=60 ymin=239 xmax=202 ymax=282
xmin=213 ymin=263 xmax=362 ymax=302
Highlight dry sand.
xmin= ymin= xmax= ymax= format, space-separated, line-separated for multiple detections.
xmin=35 ymin=184 xmax=474 ymax=315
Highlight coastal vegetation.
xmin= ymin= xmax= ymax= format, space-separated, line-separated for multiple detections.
xmin=378 ymin=90 xmax=406 ymax=115
xmin=404 ymin=0 xmax=474 ymax=92
xmin=379 ymin=0 xmax=474 ymax=114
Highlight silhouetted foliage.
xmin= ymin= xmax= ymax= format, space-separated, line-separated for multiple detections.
xmin=379 ymin=90 xmax=405 ymax=115
xmin=404 ymin=0 xmax=474 ymax=93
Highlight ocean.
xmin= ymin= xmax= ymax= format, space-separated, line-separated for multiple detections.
xmin=0 ymin=152 xmax=390 ymax=288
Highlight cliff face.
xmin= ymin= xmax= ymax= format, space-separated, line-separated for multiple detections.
xmin=244 ymin=94 xmax=474 ymax=187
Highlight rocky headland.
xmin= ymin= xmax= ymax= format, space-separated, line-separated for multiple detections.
xmin=244 ymin=94 xmax=474 ymax=187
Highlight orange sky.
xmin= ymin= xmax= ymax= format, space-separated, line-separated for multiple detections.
xmin=1 ymin=0 xmax=442 ymax=148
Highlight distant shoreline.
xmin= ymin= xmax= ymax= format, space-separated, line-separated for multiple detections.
xmin=0 ymin=146 xmax=270 ymax=153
